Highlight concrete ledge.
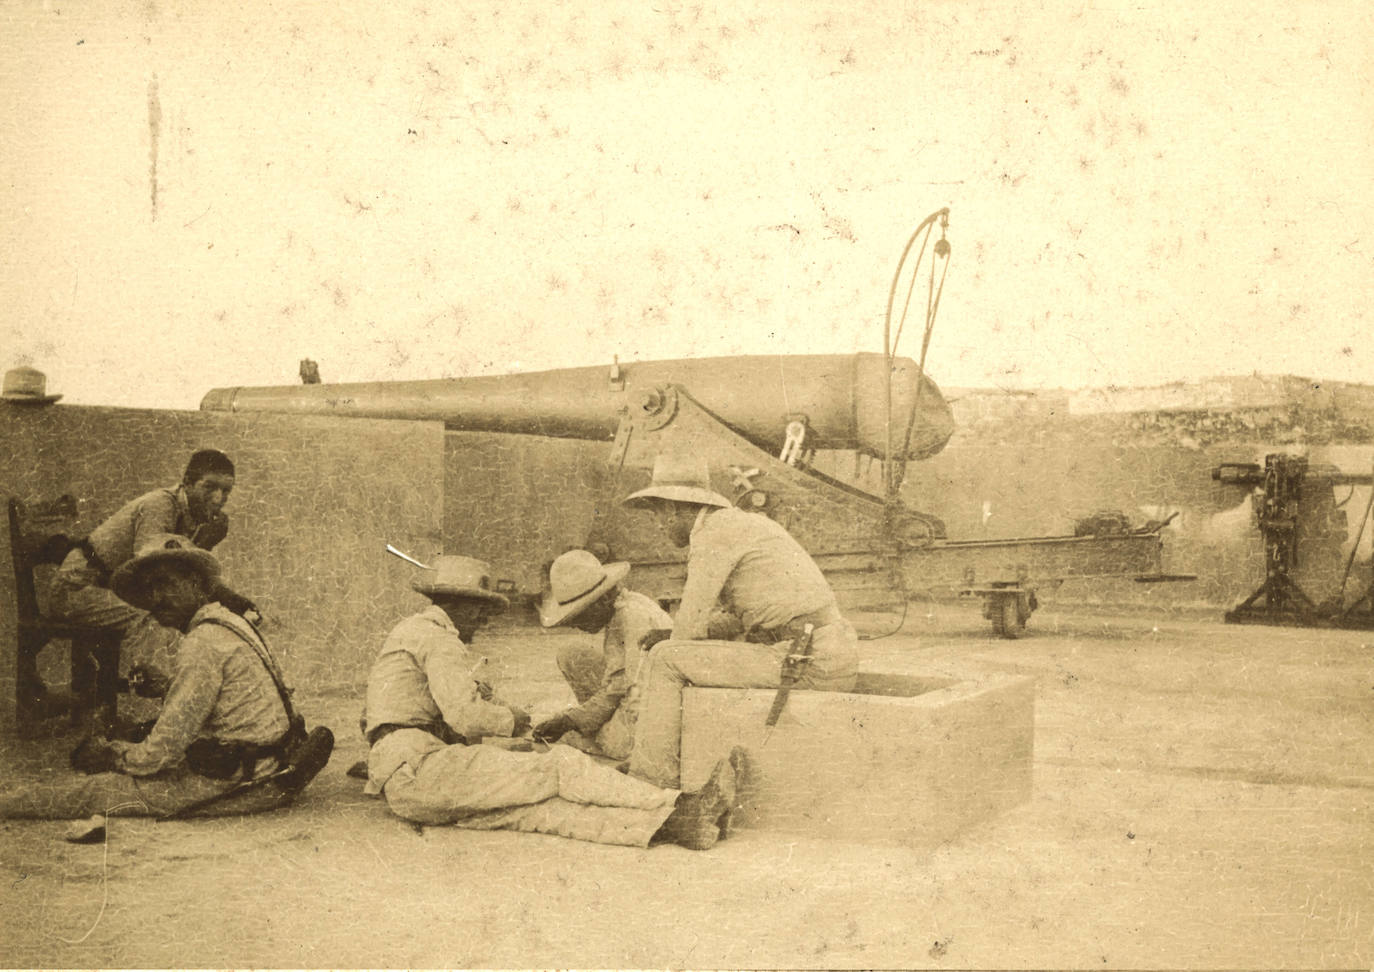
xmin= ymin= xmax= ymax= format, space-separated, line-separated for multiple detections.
xmin=680 ymin=669 xmax=1035 ymax=847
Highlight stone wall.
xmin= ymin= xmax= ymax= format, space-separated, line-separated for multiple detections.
xmin=887 ymin=387 xmax=1374 ymax=609
xmin=442 ymin=431 xmax=610 ymax=596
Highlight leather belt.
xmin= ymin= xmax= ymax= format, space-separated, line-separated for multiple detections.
xmin=367 ymin=721 xmax=464 ymax=748
xmin=745 ymin=604 xmax=843 ymax=645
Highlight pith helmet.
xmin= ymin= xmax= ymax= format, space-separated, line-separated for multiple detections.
xmin=540 ymin=549 xmax=631 ymax=627
xmin=111 ymin=533 xmax=222 ymax=609
xmin=412 ymin=555 xmax=510 ymax=610
xmin=2 ymin=366 xmax=62 ymax=405
xmin=623 ymin=452 xmax=732 ymax=510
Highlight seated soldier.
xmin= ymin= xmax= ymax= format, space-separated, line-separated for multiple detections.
xmin=37 ymin=449 xmax=256 ymax=707
xmin=362 ymin=554 xmax=740 ymax=850
xmin=531 ymin=549 xmax=673 ymax=760
xmin=0 ymin=534 xmax=331 ymax=823
xmin=621 ymin=452 xmax=859 ymax=789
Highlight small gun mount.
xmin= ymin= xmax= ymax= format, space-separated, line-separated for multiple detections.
xmin=1214 ymin=454 xmax=1374 ymax=628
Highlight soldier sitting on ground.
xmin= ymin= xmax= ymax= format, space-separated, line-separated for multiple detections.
xmin=531 ymin=548 xmax=673 ymax=761
xmin=361 ymin=554 xmax=740 ymax=850
xmin=0 ymin=534 xmax=332 ymax=826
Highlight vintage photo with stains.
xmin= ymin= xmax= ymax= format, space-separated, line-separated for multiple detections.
xmin=1 ymin=1 xmax=1370 ymax=968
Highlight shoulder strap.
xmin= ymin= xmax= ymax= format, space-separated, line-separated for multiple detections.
xmin=195 ymin=615 xmax=302 ymax=731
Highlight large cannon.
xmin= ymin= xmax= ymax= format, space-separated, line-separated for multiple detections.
xmin=200 ymin=207 xmax=1188 ymax=636
xmin=200 ymin=352 xmax=956 ymax=463
xmin=201 ymin=360 xmax=1182 ymax=637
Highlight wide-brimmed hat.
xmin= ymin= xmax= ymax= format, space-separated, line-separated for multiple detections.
xmin=539 ymin=549 xmax=631 ymax=627
xmin=111 ymin=533 xmax=222 ymax=609
xmin=412 ymin=555 xmax=509 ymax=610
xmin=2 ymin=366 xmax=62 ymax=405
xmin=623 ymin=452 xmax=732 ymax=510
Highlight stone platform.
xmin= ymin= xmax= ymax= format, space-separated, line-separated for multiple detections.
xmin=679 ymin=666 xmax=1035 ymax=848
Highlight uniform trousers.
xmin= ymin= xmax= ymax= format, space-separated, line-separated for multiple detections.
xmin=626 ymin=619 xmax=859 ymax=788
xmin=375 ymin=731 xmax=679 ymax=847
xmin=0 ymin=766 xmax=289 ymax=819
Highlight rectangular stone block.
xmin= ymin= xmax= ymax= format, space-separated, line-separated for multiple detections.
xmin=680 ymin=669 xmax=1035 ymax=847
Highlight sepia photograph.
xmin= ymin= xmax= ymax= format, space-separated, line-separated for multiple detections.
xmin=1 ymin=1 xmax=1370 ymax=968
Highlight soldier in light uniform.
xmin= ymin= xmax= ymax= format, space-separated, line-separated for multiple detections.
xmin=0 ymin=534 xmax=330 ymax=822
xmin=362 ymin=555 xmax=739 ymax=850
xmin=622 ymin=453 xmax=859 ymax=789
xmin=531 ymin=549 xmax=673 ymax=760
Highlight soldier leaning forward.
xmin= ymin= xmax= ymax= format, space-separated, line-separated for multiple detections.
xmin=362 ymin=555 xmax=739 ymax=850
xmin=531 ymin=548 xmax=673 ymax=760
xmin=0 ymin=535 xmax=330 ymax=822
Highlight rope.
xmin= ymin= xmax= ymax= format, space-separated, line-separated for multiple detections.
xmin=858 ymin=596 xmax=912 ymax=641
xmin=882 ymin=209 xmax=950 ymax=499
xmin=51 ymin=800 xmax=146 ymax=945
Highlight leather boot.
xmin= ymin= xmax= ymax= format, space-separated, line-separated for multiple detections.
xmin=718 ymin=746 xmax=748 ymax=838
xmin=654 ymin=754 xmax=737 ymax=850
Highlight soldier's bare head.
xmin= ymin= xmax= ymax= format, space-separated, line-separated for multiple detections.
xmin=183 ymin=449 xmax=236 ymax=521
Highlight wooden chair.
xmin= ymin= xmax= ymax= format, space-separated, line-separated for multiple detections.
xmin=7 ymin=495 xmax=121 ymax=733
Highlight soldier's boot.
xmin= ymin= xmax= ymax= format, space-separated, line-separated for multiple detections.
xmin=654 ymin=754 xmax=737 ymax=850
xmin=718 ymin=746 xmax=748 ymax=839
xmin=276 ymin=726 xmax=335 ymax=802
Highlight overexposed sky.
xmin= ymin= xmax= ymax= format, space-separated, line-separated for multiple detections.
xmin=2 ymin=0 xmax=1371 ymax=409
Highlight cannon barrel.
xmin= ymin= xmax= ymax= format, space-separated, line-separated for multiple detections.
xmin=200 ymin=353 xmax=955 ymax=461
xmin=1213 ymin=461 xmax=1374 ymax=487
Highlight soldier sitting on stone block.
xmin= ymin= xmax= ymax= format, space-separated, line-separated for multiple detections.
xmin=531 ymin=548 xmax=673 ymax=761
xmin=0 ymin=534 xmax=332 ymax=828
xmin=621 ymin=452 xmax=860 ymax=789
xmin=361 ymin=554 xmax=741 ymax=850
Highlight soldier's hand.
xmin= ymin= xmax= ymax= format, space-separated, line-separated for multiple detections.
xmin=191 ymin=513 xmax=230 ymax=551
xmin=705 ymin=610 xmax=745 ymax=641
xmin=212 ymin=584 xmax=260 ymax=621
xmin=70 ymin=735 xmax=119 ymax=775
xmin=475 ymin=680 xmax=494 ymax=701
xmin=507 ymin=705 xmax=532 ymax=737
xmin=640 ymin=628 xmax=673 ymax=652
xmin=532 ymin=713 xmax=575 ymax=743
xmin=106 ymin=716 xmax=157 ymax=743
xmin=128 ymin=664 xmax=171 ymax=699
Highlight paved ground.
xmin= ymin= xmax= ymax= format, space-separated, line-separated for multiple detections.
xmin=1 ymin=601 xmax=1370 ymax=969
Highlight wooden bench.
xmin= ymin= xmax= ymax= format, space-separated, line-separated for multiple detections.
xmin=7 ymin=495 xmax=121 ymax=733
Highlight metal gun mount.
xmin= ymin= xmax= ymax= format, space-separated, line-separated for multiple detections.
xmin=588 ymin=382 xmax=1189 ymax=639
xmin=1213 ymin=454 xmax=1374 ymax=628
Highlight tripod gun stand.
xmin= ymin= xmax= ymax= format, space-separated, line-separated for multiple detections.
xmin=1215 ymin=454 xmax=1374 ymax=628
